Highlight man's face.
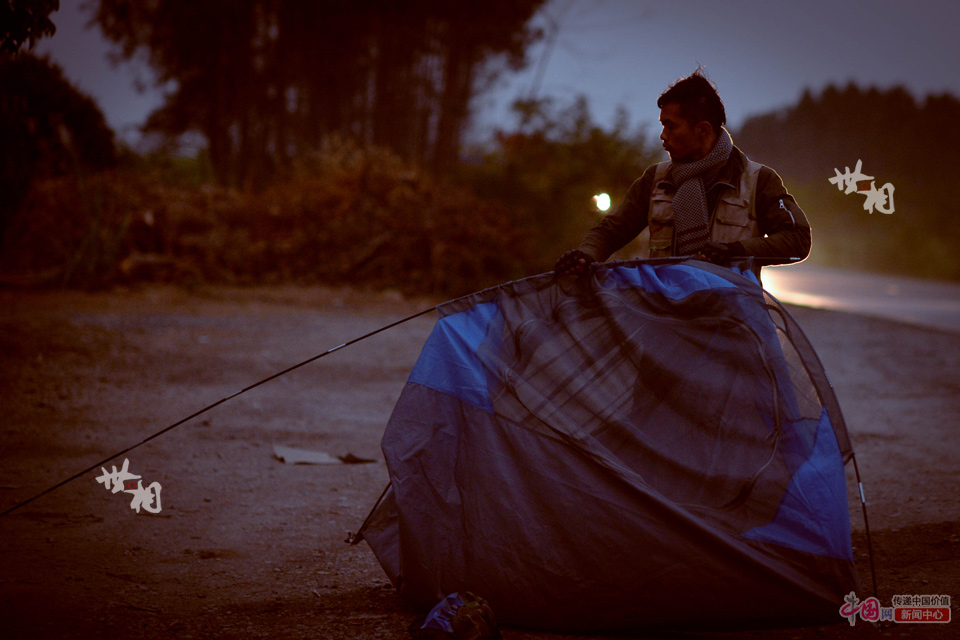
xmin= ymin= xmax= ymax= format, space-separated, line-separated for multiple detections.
xmin=659 ymin=103 xmax=703 ymax=162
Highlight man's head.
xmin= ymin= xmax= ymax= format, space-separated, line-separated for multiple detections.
xmin=657 ymin=69 xmax=726 ymax=162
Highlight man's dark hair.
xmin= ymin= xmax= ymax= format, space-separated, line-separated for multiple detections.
xmin=657 ymin=68 xmax=726 ymax=135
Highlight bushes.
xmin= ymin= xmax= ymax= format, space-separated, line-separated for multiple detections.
xmin=245 ymin=137 xmax=530 ymax=294
xmin=0 ymin=137 xmax=532 ymax=296
xmin=0 ymin=92 xmax=662 ymax=295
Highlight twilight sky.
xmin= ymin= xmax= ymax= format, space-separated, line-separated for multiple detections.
xmin=35 ymin=0 xmax=960 ymax=146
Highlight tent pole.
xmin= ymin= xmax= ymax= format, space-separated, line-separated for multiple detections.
xmin=347 ymin=482 xmax=391 ymax=545
xmin=0 ymin=304 xmax=438 ymax=519
xmin=851 ymin=453 xmax=879 ymax=599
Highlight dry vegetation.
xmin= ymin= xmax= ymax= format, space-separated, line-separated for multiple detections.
xmin=0 ymin=138 xmax=532 ymax=297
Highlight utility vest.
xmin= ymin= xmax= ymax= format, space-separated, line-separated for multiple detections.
xmin=644 ymin=159 xmax=763 ymax=258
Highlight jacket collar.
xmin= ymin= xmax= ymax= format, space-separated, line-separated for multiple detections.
xmin=656 ymin=146 xmax=747 ymax=193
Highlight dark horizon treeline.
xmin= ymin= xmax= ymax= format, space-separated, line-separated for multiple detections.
xmin=93 ymin=0 xmax=546 ymax=188
xmin=734 ymin=83 xmax=960 ymax=280
xmin=736 ymin=82 xmax=959 ymax=190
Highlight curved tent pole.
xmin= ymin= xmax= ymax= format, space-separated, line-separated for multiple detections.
xmin=0 ymin=260 xmax=711 ymax=519
xmin=0 ymin=304 xmax=439 ymax=519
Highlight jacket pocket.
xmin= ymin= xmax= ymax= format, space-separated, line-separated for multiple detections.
xmin=711 ymin=196 xmax=754 ymax=244
xmin=648 ymin=194 xmax=674 ymax=255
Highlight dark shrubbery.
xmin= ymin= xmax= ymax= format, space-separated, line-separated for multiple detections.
xmin=0 ymin=53 xmax=116 ymax=247
xmin=2 ymin=95 xmax=664 ymax=297
xmin=0 ymin=137 xmax=532 ymax=296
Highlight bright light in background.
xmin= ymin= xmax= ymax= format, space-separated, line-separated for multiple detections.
xmin=593 ymin=193 xmax=611 ymax=212
xmin=762 ymin=266 xmax=835 ymax=309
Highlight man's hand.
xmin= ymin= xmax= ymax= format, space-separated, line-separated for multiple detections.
xmin=554 ymin=249 xmax=595 ymax=276
xmin=697 ymin=241 xmax=744 ymax=265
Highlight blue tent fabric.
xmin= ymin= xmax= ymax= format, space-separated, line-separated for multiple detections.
xmin=742 ymin=408 xmax=853 ymax=561
xmin=356 ymin=259 xmax=860 ymax=632
xmin=407 ymin=301 xmax=500 ymax=413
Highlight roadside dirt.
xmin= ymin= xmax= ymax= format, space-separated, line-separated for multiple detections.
xmin=0 ymin=284 xmax=957 ymax=639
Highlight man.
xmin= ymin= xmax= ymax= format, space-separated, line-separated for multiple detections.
xmin=554 ymin=69 xmax=810 ymax=282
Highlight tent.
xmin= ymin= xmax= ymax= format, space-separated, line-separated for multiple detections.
xmin=353 ymin=258 xmax=862 ymax=632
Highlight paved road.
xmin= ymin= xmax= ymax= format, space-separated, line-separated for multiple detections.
xmin=761 ymin=264 xmax=960 ymax=334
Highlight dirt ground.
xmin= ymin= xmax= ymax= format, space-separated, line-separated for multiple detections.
xmin=0 ymin=284 xmax=957 ymax=640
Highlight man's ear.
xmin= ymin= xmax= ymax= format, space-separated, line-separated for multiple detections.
xmin=695 ymin=121 xmax=713 ymax=138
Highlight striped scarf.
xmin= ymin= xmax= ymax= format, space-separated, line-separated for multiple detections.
xmin=670 ymin=128 xmax=733 ymax=255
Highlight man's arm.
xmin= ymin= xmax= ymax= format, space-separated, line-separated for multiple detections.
xmin=738 ymin=166 xmax=812 ymax=262
xmin=576 ymin=165 xmax=658 ymax=262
